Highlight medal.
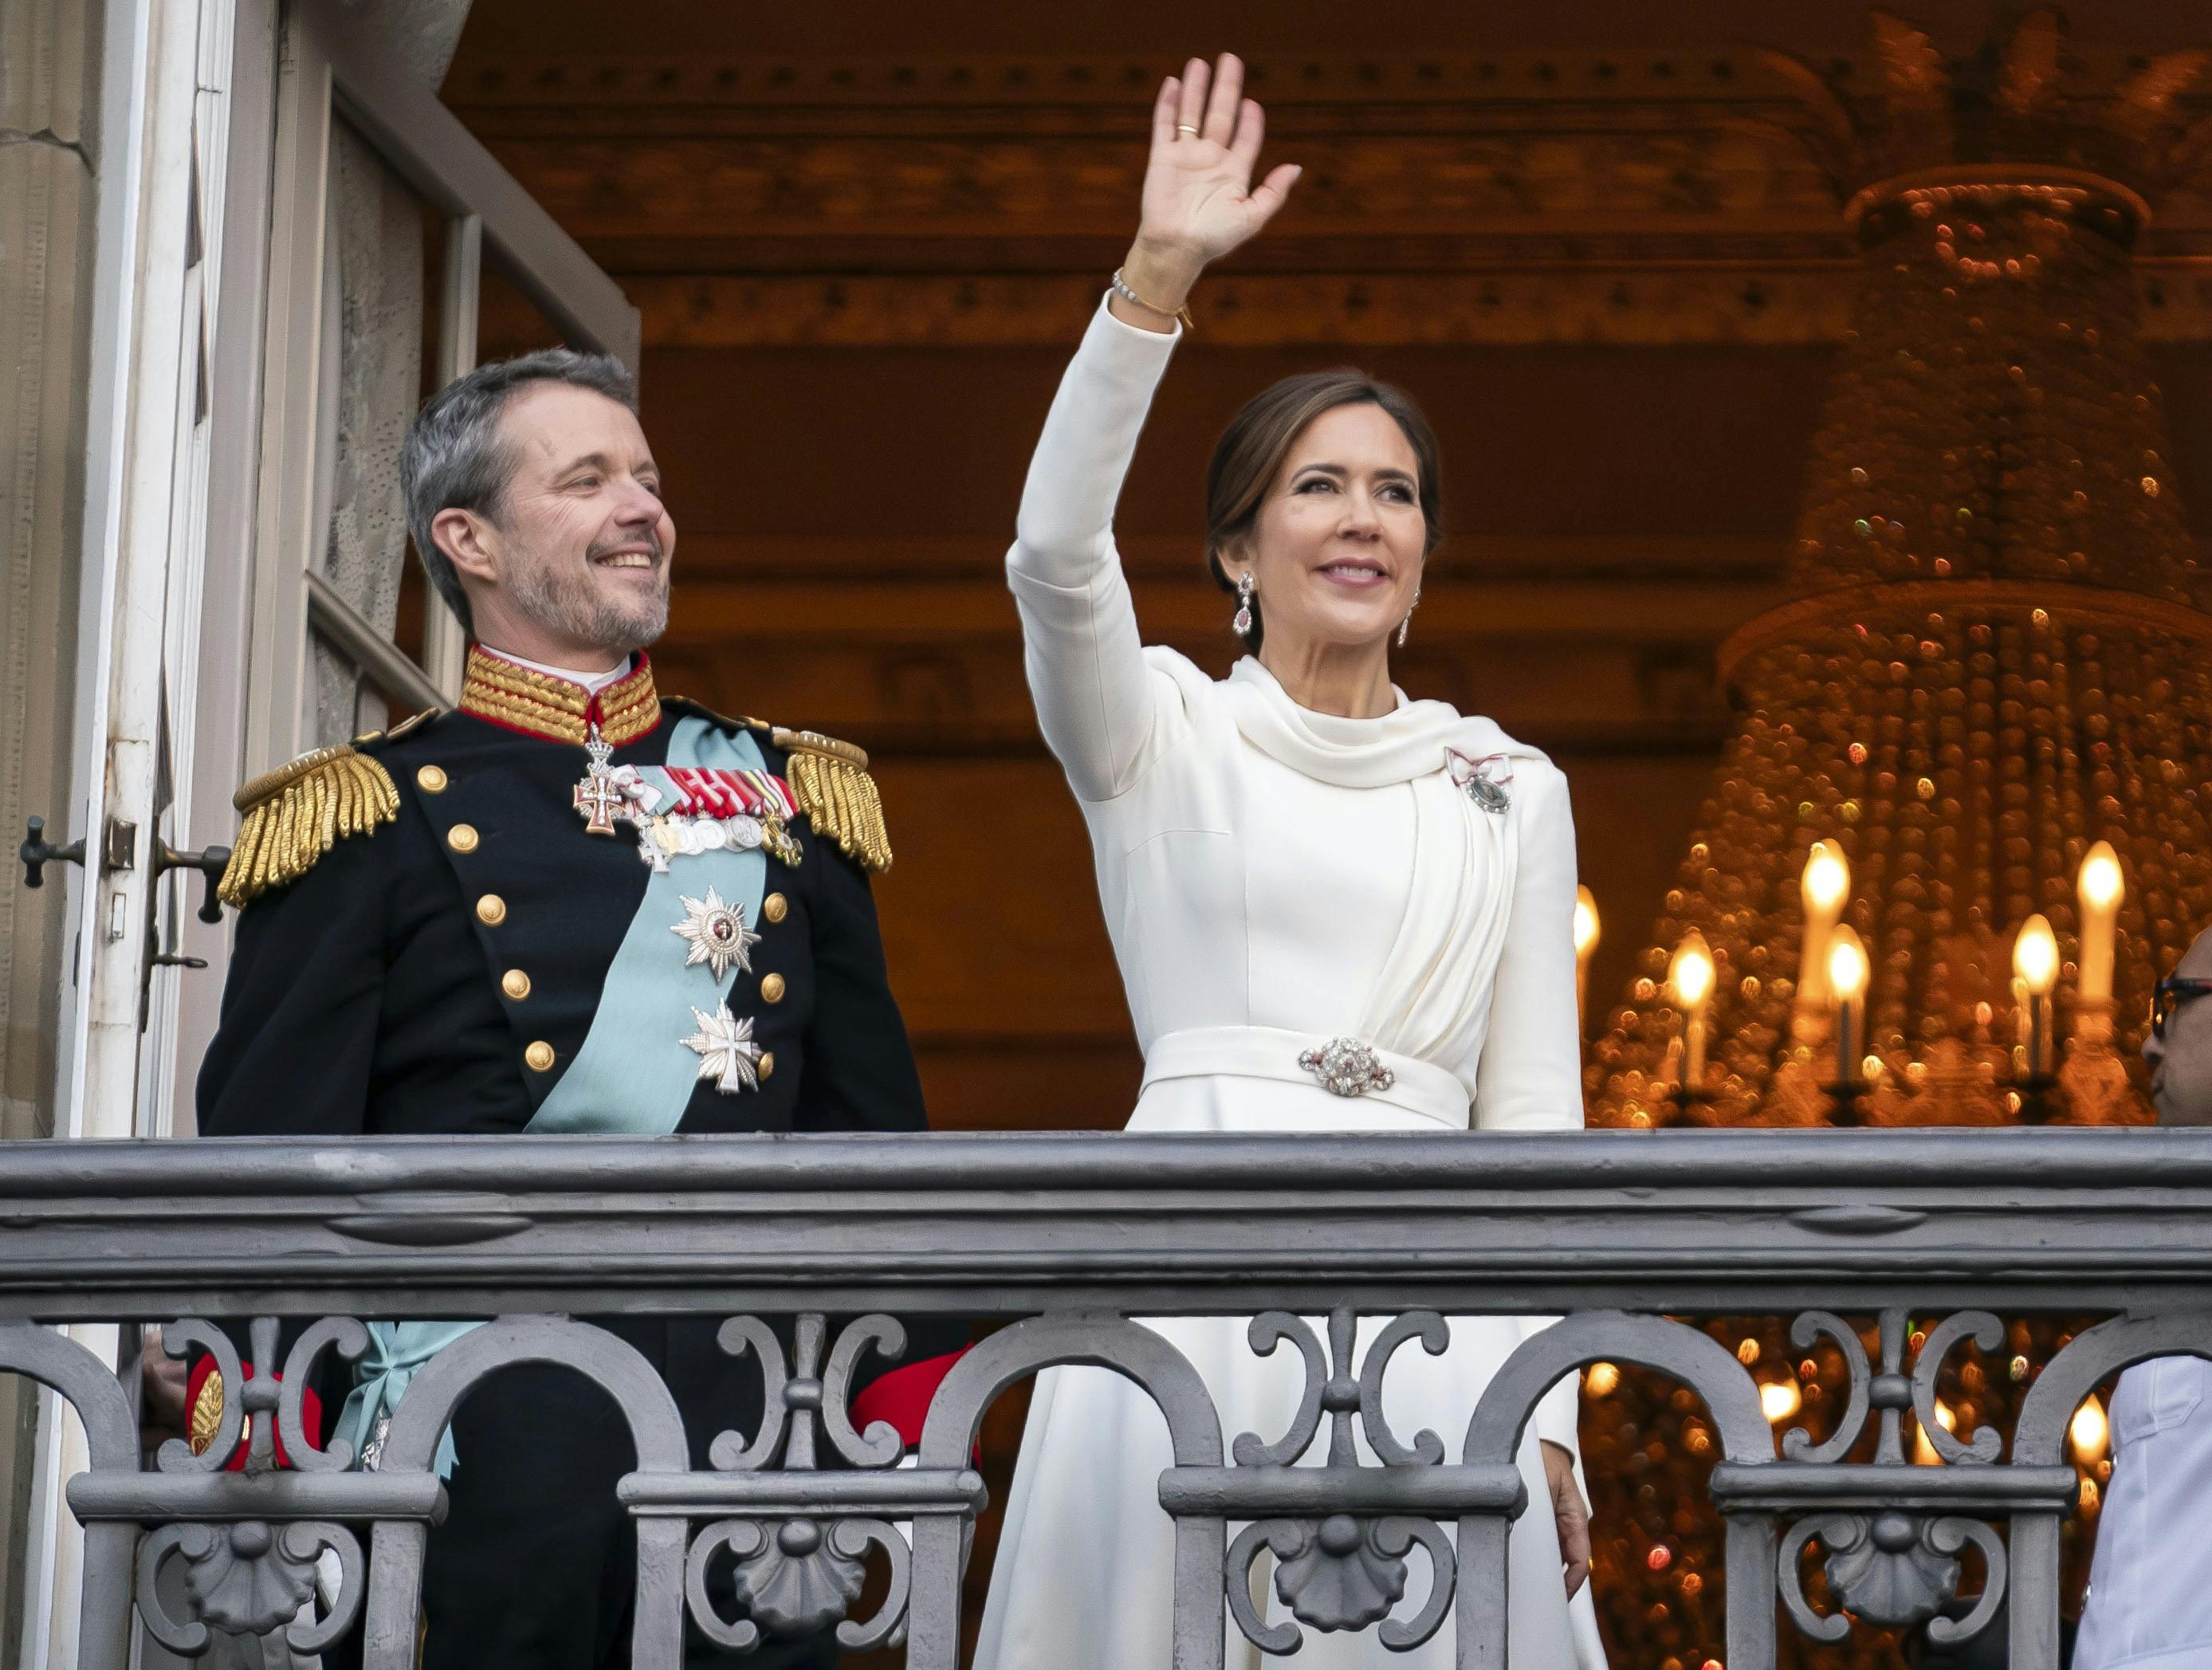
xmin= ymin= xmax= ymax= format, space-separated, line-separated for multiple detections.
xmin=760 ymin=817 xmax=803 ymax=867
xmin=635 ymin=813 xmax=772 ymax=872
xmin=682 ymin=1003 xmax=763 ymax=1094
xmin=672 ymin=886 xmax=762 ymax=980
xmin=573 ymin=727 xmax=626 ymax=836
xmin=603 ymin=763 xmax=804 ymax=867
xmin=359 ymin=1411 xmax=391 ymax=1472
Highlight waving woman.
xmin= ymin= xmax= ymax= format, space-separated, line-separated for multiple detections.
xmin=976 ymin=54 xmax=1607 ymax=1668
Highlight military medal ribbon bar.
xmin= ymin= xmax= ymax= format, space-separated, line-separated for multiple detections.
xmin=646 ymin=767 xmax=797 ymax=823
xmin=604 ymin=764 xmax=805 ymax=871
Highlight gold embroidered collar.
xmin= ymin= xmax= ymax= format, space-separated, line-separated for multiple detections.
xmin=460 ymin=646 xmax=662 ymax=746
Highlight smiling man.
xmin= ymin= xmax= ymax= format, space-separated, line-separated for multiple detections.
xmin=187 ymin=350 xmax=960 ymax=1668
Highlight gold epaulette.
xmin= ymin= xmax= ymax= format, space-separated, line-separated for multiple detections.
xmin=190 ymin=1367 xmax=224 ymax=1456
xmin=772 ymin=727 xmax=892 ymax=874
xmin=217 ymin=743 xmax=400 ymax=907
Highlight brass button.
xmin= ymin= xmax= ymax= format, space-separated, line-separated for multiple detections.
xmin=762 ymin=892 xmax=788 ymax=924
xmin=758 ymin=1051 xmax=774 ymax=1081
xmin=501 ymin=969 xmax=532 ymax=1000
xmin=476 ymin=894 xmax=507 ymax=925
xmin=760 ymin=973 xmax=786 ymax=1004
xmin=417 ymin=764 xmax=448 ymax=793
xmin=524 ymin=1041 xmax=556 ymax=1072
xmin=447 ymin=823 xmax=480 ymax=854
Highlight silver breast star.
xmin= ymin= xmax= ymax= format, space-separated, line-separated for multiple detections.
xmin=671 ymin=886 xmax=762 ymax=980
xmin=682 ymin=1004 xmax=762 ymax=1094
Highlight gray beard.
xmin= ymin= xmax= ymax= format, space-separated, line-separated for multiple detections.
xmin=505 ymin=558 xmax=669 ymax=657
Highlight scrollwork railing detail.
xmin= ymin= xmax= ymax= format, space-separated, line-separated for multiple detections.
xmin=1212 ymin=1307 xmax=1470 ymax=1655
xmin=1709 ymin=1307 xmax=2068 ymax=1651
xmin=10 ymin=1129 xmax=2212 ymax=1668
xmin=685 ymin=1312 xmax=918 ymax=1650
xmin=77 ymin=1317 xmax=390 ymax=1662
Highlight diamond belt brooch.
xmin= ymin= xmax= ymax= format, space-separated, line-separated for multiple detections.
xmin=1298 ymin=1037 xmax=1397 ymax=1098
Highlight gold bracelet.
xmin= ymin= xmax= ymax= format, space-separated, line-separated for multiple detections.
xmin=1111 ymin=268 xmax=1196 ymax=333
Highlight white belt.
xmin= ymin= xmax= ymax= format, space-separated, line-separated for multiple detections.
xmin=1141 ymin=1025 xmax=1470 ymax=1129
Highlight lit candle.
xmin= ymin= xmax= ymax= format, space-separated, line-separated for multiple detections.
xmin=1668 ymin=929 xmax=1716 ymax=1088
xmin=1827 ymin=925 xmax=1868 ymax=1084
xmin=1914 ymin=1400 xmax=1956 ymax=1466
xmin=2014 ymin=913 xmax=2059 ymax=1078
xmin=2071 ymin=1394 xmax=2111 ymax=1465
xmin=2076 ymin=842 xmax=2124 ymax=1008
xmin=1797 ymin=841 xmax=1850 ymax=1018
xmin=1574 ymin=886 xmax=1601 ymax=1021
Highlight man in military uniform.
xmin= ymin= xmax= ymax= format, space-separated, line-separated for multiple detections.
xmin=188 ymin=349 xmax=960 ymax=1668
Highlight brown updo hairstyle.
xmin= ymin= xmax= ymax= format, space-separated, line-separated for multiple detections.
xmin=1204 ymin=369 xmax=1445 ymax=652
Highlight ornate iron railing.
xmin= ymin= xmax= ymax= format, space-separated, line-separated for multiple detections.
xmin=2 ymin=1126 xmax=2206 ymax=1667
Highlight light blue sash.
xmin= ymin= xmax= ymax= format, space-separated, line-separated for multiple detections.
xmin=337 ymin=716 xmax=768 ymax=1472
xmin=531 ymin=717 xmax=768 ymax=1133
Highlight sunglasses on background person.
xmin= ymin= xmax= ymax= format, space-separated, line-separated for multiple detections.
xmin=2151 ymin=975 xmax=2212 ymax=1041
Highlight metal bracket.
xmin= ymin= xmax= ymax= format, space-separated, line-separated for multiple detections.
xmin=101 ymin=818 xmax=139 ymax=874
xmin=18 ymin=816 xmax=87 ymax=889
xmin=154 ymin=841 xmax=234 ymax=926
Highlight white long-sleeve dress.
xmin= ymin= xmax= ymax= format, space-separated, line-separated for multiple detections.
xmin=975 ymin=298 xmax=1608 ymax=1669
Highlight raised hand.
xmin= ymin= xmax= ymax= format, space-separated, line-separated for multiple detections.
xmin=1114 ymin=53 xmax=1301 ymax=332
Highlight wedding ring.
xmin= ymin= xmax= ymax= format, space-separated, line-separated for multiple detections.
xmin=1177 ymin=124 xmax=1200 ymax=135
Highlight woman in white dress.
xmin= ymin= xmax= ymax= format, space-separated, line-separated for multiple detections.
xmin=975 ymin=54 xmax=1607 ymax=1669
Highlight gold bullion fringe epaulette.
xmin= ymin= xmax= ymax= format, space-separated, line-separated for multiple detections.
xmin=190 ymin=1368 xmax=223 ymax=1456
xmin=772 ymin=727 xmax=893 ymax=874
xmin=218 ymin=744 xmax=400 ymax=907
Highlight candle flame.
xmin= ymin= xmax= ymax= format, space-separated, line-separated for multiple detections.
xmin=1801 ymin=840 xmax=1850 ymax=914
xmin=1913 ymin=1399 xmax=1956 ymax=1464
xmin=1668 ymin=929 xmax=1715 ymax=1012
xmin=2014 ymin=914 xmax=2060 ymax=997
xmin=1574 ymin=886 xmax=1601 ymax=958
xmin=2071 ymin=1394 xmax=2109 ymax=1464
xmin=1826 ymin=925 xmax=1868 ymax=1001
xmin=2079 ymin=843 xmax=2124 ymax=914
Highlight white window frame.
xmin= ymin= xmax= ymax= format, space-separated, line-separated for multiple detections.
xmin=24 ymin=0 xmax=638 ymax=1658
xmin=242 ymin=0 xmax=639 ymax=777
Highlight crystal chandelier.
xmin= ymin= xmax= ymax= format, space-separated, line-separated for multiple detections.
xmin=1586 ymin=12 xmax=2212 ymax=1131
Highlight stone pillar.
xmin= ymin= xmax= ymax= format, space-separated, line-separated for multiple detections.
xmin=0 ymin=0 xmax=101 ymax=1648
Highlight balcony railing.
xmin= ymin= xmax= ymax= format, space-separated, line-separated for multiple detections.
xmin=3 ymin=1126 xmax=2206 ymax=1668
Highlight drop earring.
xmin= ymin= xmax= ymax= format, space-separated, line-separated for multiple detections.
xmin=1397 ymin=585 xmax=1421 ymax=649
xmin=1232 ymin=571 xmax=1255 ymax=639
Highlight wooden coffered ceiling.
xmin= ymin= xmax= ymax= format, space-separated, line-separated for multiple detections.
xmin=450 ymin=12 xmax=2212 ymax=350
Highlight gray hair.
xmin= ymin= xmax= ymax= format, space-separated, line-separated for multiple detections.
xmin=399 ymin=348 xmax=638 ymax=638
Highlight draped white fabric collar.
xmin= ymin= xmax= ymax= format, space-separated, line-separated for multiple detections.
xmin=1224 ymin=655 xmax=1539 ymax=788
